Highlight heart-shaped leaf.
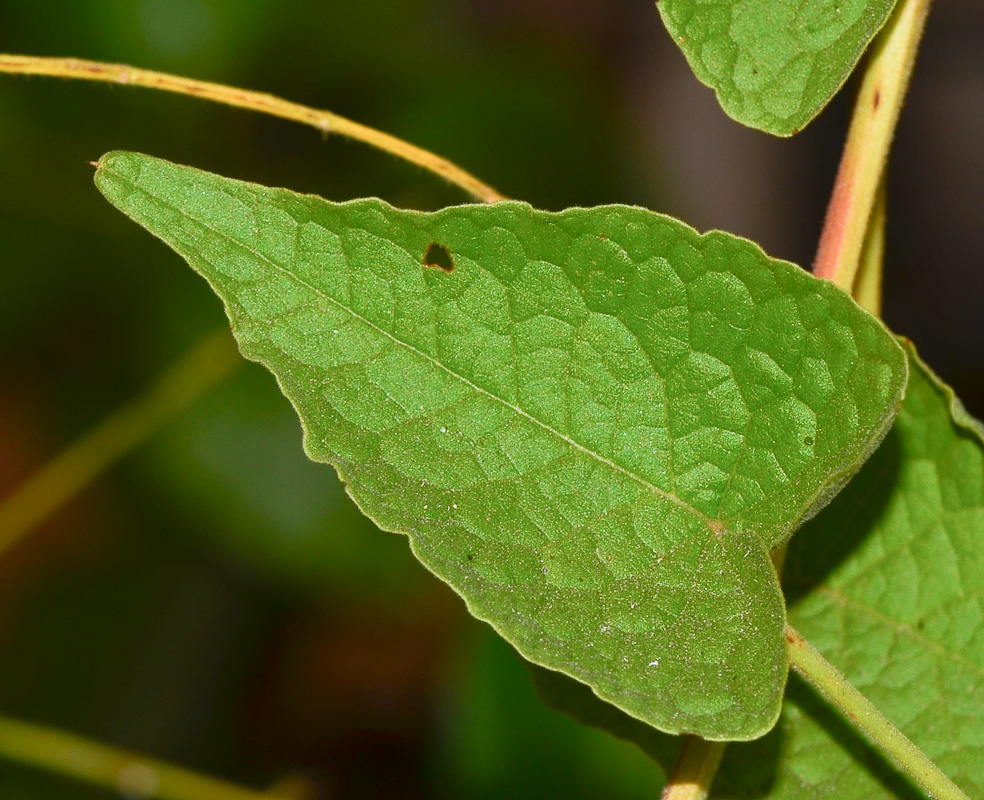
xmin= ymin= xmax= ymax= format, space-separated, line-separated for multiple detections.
xmin=657 ymin=0 xmax=897 ymax=135
xmin=94 ymin=151 xmax=906 ymax=740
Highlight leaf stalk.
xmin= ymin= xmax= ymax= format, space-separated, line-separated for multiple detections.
xmin=786 ymin=625 xmax=970 ymax=800
xmin=660 ymin=736 xmax=726 ymax=800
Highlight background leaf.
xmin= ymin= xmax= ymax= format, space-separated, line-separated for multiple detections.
xmin=657 ymin=0 xmax=897 ymax=135
xmin=95 ymin=151 xmax=906 ymax=740
xmin=712 ymin=345 xmax=984 ymax=797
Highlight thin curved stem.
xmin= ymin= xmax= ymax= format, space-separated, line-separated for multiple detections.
xmin=0 ymin=330 xmax=239 ymax=559
xmin=813 ymin=0 xmax=931 ymax=289
xmin=660 ymin=736 xmax=726 ymax=800
xmin=786 ymin=625 xmax=970 ymax=800
xmin=0 ymin=54 xmax=506 ymax=204
xmin=0 ymin=713 xmax=286 ymax=800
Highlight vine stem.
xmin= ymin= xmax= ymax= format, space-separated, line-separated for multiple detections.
xmin=0 ymin=330 xmax=239 ymax=558
xmin=0 ymin=714 xmax=288 ymax=800
xmin=785 ymin=625 xmax=971 ymax=800
xmin=660 ymin=737 xmax=726 ymax=800
xmin=852 ymin=178 xmax=887 ymax=316
xmin=0 ymin=54 xmax=506 ymax=204
xmin=813 ymin=0 xmax=932 ymax=289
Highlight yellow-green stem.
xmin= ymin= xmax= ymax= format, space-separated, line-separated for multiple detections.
xmin=0 ymin=54 xmax=506 ymax=204
xmin=0 ymin=714 xmax=285 ymax=800
xmin=660 ymin=736 xmax=726 ymax=800
xmin=853 ymin=178 xmax=887 ymax=316
xmin=813 ymin=0 xmax=931 ymax=289
xmin=786 ymin=626 xmax=970 ymax=800
xmin=0 ymin=330 xmax=239 ymax=558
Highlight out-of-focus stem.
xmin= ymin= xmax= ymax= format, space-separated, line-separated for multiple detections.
xmin=0 ymin=330 xmax=239 ymax=558
xmin=0 ymin=714 xmax=287 ymax=800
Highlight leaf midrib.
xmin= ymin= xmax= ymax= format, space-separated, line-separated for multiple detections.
xmin=119 ymin=170 xmax=715 ymax=526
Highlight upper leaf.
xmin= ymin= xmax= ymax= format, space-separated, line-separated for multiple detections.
xmin=94 ymin=151 xmax=906 ymax=740
xmin=714 ymin=346 xmax=984 ymax=796
xmin=657 ymin=0 xmax=897 ymax=136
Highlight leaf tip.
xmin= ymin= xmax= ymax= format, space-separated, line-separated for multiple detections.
xmin=91 ymin=152 xmax=121 ymax=185
xmin=92 ymin=150 xmax=140 ymax=177
xmin=92 ymin=151 xmax=149 ymax=205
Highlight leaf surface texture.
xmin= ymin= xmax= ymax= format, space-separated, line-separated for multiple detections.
xmin=95 ymin=151 xmax=906 ymax=739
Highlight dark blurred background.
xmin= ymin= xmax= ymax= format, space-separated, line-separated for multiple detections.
xmin=0 ymin=1 xmax=981 ymax=797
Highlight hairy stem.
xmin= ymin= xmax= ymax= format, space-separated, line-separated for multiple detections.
xmin=660 ymin=736 xmax=727 ymax=800
xmin=813 ymin=0 xmax=931 ymax=289
xmin=0 ymin=714 xmax=285 ymax=800
xmin=0 ymin=330 xmax=239 ymax=558
xmin=853 ymin=178 xmax=887 ymax=316
xmin=786 ymin=626 xmax=970 ymax=800
xmin=0 ymin=54 xmax=506 ymax=203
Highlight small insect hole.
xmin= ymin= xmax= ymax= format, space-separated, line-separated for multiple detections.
xmin=424 ymin=242 xmax=454 ymax=272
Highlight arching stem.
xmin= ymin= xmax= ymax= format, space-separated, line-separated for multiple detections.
xmin=0 ymin=54 xmax=506 ymax=203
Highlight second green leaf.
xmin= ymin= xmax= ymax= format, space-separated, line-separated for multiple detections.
xmin=657 ymin=0 xmax=897 ymax=135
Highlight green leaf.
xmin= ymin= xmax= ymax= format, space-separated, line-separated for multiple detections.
xmin=714 ymin=346 xmax=984 ymax=796
xmin=93 ymin=151 xmax=906 ymax=740
xmin=657 ymin=0 xmax=897 ymax=136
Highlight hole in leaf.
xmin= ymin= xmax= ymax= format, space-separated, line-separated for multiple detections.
xmin=424 ymin=243 xmax=454 ymax=272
